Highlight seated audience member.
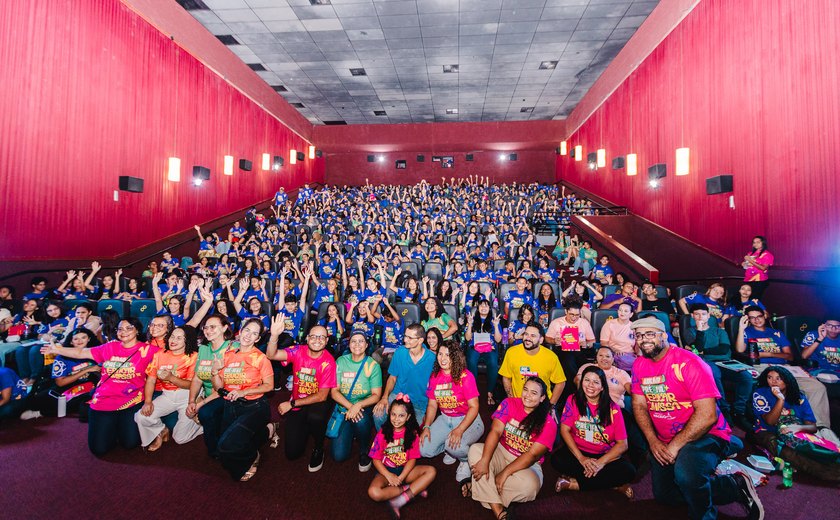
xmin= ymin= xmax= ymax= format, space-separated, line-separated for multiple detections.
xmin=600 ymin=302 xmax=637 ymax=371
xmin=419 ymin=341 xmax=484 ymax=490
xmin=135 ymin=325 xmax=203 ymax=451
xmin=421 ymin=297 xmax=458 ymax=339
xmin=330 ymin=332 xmax=382 ymax=470
xmin=553 ymin=366 xmax=635 ymax=498
xmin=42 ymin=317 xmax=159 ymax=456
xmin=508 ymin=304 xmax=536 ymax=347
xmin=683 ymin=304 xmax=754 ymax=430
xmin=640 ymin=281 xmax=675 ymax=320
xmin=800 ymin=317 xmax=840 ymax=383
xmin=0 ymin=365 xmax=28 ymax=422
xmin=503 ymin=277 xmax=535 ymax=317
xmin=23 ymin=276 xmax=49 ymax=301
xmin=371 ymin=298 xmax=403 ymax=362
xmin=468 ymin=377 xmax=557 ymax=519
xmin=464 ymin=300 xmax=502 ymax=406
xmin=210 ymin=318 xmax=276 ymax=481
xmin=736 ymin=306 xmax=831 ymax=428
xmin=368 ymin=395 xmax=436 ymax=519
xmin=545 ymin=299 xmax=596 ymax=386
xmin=0 ymin=309 xmax=21 ymax=367
xmin=600 ymin=281 xmax=642 ymax=312
xmin=678 ymin=283 xmax=727 ymax=322
xmin=374 ymin=324 xmax=436 ymax=429
xmin=499 ymin=324 xmax=566 ymax=406
xmin=534 ymin=282 xmax=561 ymax=328
xmin=722 ymin=284 xmax=766 ymax=322
xmin=267 ymin=322 xmax=336 ymax=473
xmin=151 ymin=273 xmax=187 ymax=327
xmin=425 ymin=327 xmax=443 ymax=354
xmin=630 ymin=316 xmax=763 ymax=520
xmin=751 ymin=366 xmax=840 ymax=481
xmin=571 ymin=240 xmax=597 ymax=277
xmin=590 ymin=255 xmax=614 ymax=284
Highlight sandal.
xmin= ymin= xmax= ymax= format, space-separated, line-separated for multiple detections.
xmin=496 ymin=507 xmax=508 ymax=520
xmin=487 ymin=393 xmax=496 ymax=406
xmin=614 ymin=484 xmax=634 ymax=500
xmin=268 ymin=422 xmax=280 ymax=449
xmin=459 ymin=478 xmax=472 ymax=498
xmin=146 ymin=428 xmax=170 ymax=452
xmin=240 ymin=452 xmax=260 ymax=481
xmin=555 ymin=476 xmax=573 ymax=493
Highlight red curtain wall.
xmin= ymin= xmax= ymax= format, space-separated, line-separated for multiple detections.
xmin=557 ymin=0 xmax=840 ymax=269
xmin=0 ymin=0 xmax=323 ymax=262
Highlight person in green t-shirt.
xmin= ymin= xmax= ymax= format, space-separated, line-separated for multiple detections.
xmin=330 ymin=331 xmax=383 ymax=471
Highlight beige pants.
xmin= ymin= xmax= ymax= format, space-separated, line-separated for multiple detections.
xmin=797 ymin=376 xmax=831 ymax=428
xmin=468 ymin=443 xmax=543 ymax=509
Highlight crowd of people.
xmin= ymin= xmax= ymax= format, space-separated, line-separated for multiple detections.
xmin=1 ymin=177 xmax=838 ymax=520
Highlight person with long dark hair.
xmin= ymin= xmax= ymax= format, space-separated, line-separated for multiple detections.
xmin=368 ymin=395 xmax=437 ymax=519
xmin=41 ymin=317 xmax=159 ymax=456
xmin=465 ymin=299 xmax=502 ymax=405
xmin=421 ymin=297 xmax=458 ymax=339
xmin=419 ymin=341 xmax=484 ymax=493
xmin=135 ymin=324 xmax=202 ymax=451
xmin=552 ymin=366 xmax=635 ymax=497
xmin=468 ymin=377 xmax=558 ymax=519
xmin=742 ymin=235 xmax=773 ymax=299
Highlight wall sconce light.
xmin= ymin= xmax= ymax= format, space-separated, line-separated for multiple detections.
xmin=676 ymin=147 xmax=690 ymax=176
xmin=308 ymin=145 xmax=315 ymax=159
xmin=261 ymin=153 xmax=271 ymax=171
xmin=596 ymin=148 xmax=606 ymax=168
xmin=574 ymin=145 xmax=583 ymax=161
xmin=289 ymin=149 xmax=297 ymax=165
xmin=167 ymin=157 xmax=181 ymax=182
xmin=559 ymin=141 xmax=567 ymax=155
xmin=627 ymin=153 xmax=638 ymax=176
xmin=223 ymin=155 xmax=234 ymax=176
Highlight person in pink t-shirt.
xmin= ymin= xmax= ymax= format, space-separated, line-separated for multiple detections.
xmin=553 ymin=366 xmax=635 ymax=498
xmin=42 ymin=317 xmax=159 ymax=457
xmin=419 ymin=341 xmax=484 ymax=491
xmin=629 ymin=316 xmax=763 ymax=520
xmin=741 ymin=235 xmax=773 ymax=299
xmin=599 ymin=302 xmax=637 ymax=371
xmin=368 ymin=395 xmax=436 ymax=519
xmin=267 ymin=320 xmax=337 ymax=473
xmin=468 ymin=378 xmax=557 ymax=519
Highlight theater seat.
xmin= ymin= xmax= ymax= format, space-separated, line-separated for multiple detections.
xmin=675 ymin=284 xmax=708 ymax=312
xmin=64 ymin=299 xmax=93 ymax=314
xmin=498 ymin=282 xmax=516 ymax=307
xmin=131 ymin=299 xmax=157 ymax=319
xmin=394 ymin=302 xmax=420 ymax=327
xmin=315 ymin=301 xmax=345 ymax=323
xmin=443 ymin=304 xmax=459 ymax=326
xmin=97 ymin=299 xmax=129 ymax=318
xmin=549 ymin=308 xmax=566 ymax=323
xmin=774 ymin=315 xmax=821 ymax=363
xmin=424 ymin=262 xmax=444 ymax=282
xmin=400 ymin=262 xmax=419 ymax=279
xmin=603 ymin=284 xmax=618 ymax=297
xmin=533 ymin=281 xmax=561 ymax=300
xmin=591 ymin=309 xmax=619 ymax=344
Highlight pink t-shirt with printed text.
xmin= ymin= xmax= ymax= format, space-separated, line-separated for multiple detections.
xmin=90 ymin=341 xmax=160 ymax=412
xmin=492 ymin=397 xmax=558 ymax=464
xmin=283 ymin=345 xmax=337 ymax=401
xmin=369 ymin=427 xmax=421 ymax=469
xmin=426 ymin=369 xmax=479 ymax=417
xmin=631 ymin=346 xmax=731 ymax=443
xmin=744 ymin=250 xmax=774 ymax=282
xmin=560 ymin=395 xmax=627 ymax=455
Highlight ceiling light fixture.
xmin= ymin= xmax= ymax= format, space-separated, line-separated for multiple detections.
xmin=349 ymin=68 xmax=367 ymax=76
xmin=446 ymin=108 xmax=458 ymax=115
xmin=539 ymin=61 xmax=558 ymax=70
xmin=443 ymin=64 xmax=459 ymax=73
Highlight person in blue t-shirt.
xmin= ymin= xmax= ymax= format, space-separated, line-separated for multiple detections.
xmin=234 ymin=294 xmax=270 ymax=329
xmin=722 ymin=284 xmax=766 ymax=322
xmin=160 ymin=251 xmax=179 ymax=273
xmin=590 ymin=255 xmax=614 ymax=284
xmin=274 ymin=188 xmax=287 ymax=207
xmin=276 ymin=294 xmax=306 ymax=346
xmin=23 ymin=276 xmax=49 ymax=301
xmin=0 ymin=366 xmax=28 ymax=421
xmin=678 ymin=283 xmax=727 ymax=321
xmin=801 ymin=317 xmax=840 ymax=379
xmin=503 ymin=277 xmax=534 ymax=317
xmin=372 ymin=299 xmax=404 ymax=363
xmin=735 ymin=307 xmax=792 ymax=365
xmin=316 ymin=302 xmax=345 ymax=350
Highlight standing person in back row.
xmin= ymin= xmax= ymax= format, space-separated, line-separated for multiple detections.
xmin=741 ymin=235 xmax=773 ymax=299
xmin=630 ymin=316 xmax=764 ymax=520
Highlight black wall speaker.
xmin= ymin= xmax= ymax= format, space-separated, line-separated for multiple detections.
xmin=315 ymin=149 xmax=323 ymax=158
xmin=417 ymin=155 xmax=425 ymax=162
xmin=508 ymin=153 xmax=517 ymax=161
xmin=465 ymin=153 xmax=474 ymax=161
xmin=367 ymin=155 xmax=375 ymax=162
xmin=611 ymin=156 xmax=625 ymax=169
xmin=272 ymin=156 xmax=284 ymax=169
xmin=648 ymin=163 xmax=666 ymax=179
xmin=239 ymin=159 xmax=253 ymax=171
xmin=556 ymin=146 xmax=563 ymax=154
xmin=395 ymin=160 xmax=407 ymax=169
xmin=192 ymin=166 xmax=210 ymax=181
xmin=706 ymin=175 xmax=733 ymax=194
xmin=296 ymin=151 xmax=305 ymax=161
xmin=118 ymin=176 xmax=144 ymax=193
xmin=586 ymin=152 xmax=597 ymax=164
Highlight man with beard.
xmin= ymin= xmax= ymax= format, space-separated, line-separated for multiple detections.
xmin=499 ymin=324 xmax=566 ymax=407
xmin=630 ymin=316 xmax=763 ymax=520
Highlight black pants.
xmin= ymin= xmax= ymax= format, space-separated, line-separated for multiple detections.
xmin=218 ymin=398 xmax=271 ymax=480
xmin=87 ymin=404 xmax=142 ymax=457
xmin=550 ymin=446 xmax=636 ymax=491
xmin=284 ymin=400 xmax=332 ymax=460
xmin=198 ymin=397 xmax=225 ymax=457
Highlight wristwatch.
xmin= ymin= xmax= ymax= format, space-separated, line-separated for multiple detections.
xmin=289 ymin=398 xmax=296 ymax=408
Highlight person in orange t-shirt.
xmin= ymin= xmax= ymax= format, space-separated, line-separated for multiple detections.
xmin=210 ymin=318 xmax=276 ymax=481
xmin=135 ymin=326 xmax=202 ymax=451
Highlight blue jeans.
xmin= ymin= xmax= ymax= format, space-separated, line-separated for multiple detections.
xmin=218 ymin=398 xmax=270 ymax=480
xmin=88 ymin=404 xmax=142 ymax=456
xmin=14 ymin=344 xmax=44 ymax=379
xmin=572 ymin=256 xmax=593 ymax=276
xmin=0 ymin=341 xmax=22 ymax=367
xmin=198 ymin=396 xmax=225 ymax=457
xmin=466 ymin=348 xmax=499 ymax=397
xmin=649 ymin=434 xmax=741 ymax=520
xmin=331 ymin=407 xmax=374 ymax=463
xmin=419 ymin=413 xmax=485 ymax=464
xmin=703 ymin=359 xmax=753 ymax=415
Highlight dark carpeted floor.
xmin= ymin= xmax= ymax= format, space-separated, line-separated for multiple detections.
xmin=1 ymin=389 xmax=837 ymax=520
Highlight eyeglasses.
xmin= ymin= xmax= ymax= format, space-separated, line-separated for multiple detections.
xmin=117 ymin=326 xmax=136 ymax=332
xmin=404 ymin=335 xmax=423 ymax=340
xmin=308 ymin=334 xmax=327 ymax=340
xmin=566 ymin=312 xmax=581 ymax=317
xmin=747 ymin=315 xmax=764 ymax=321
xmin=635 ymin=331 xmax=660 ymax=340
xmin=825 ymin=323 xmax=840 ymax=329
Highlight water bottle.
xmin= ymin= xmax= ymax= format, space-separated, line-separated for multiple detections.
xmin=782 ymin=461 xmax=793 ymax=488
xmin=501 ymin=327 xmax=509 ymax=346
xmin=748 ymin=341 xmax=760 ymax=366
xmin=57 ymin=394 xmax=67 ymax=418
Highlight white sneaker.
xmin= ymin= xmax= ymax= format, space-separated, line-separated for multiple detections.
xmin=285 ymin=375 xmax=293 ymax=391
xmin=20 ymin=410 xmax=42 ymax=420
xmin=455 ymin=461 xmax=471 ymax=482
xmin=442 ymin=453 xmax=457 ymax=465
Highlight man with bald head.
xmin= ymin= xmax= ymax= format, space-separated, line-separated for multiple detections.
xmin=267 ymin=321 xmax=337 ymax=472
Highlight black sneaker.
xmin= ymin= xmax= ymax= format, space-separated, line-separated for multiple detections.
xmin=308 ymin=447 xmax=324 ymax=473
xmin=732 ymin=472 xmax=764 ymax=520
xmin=359 ymin=454 xmax=372 ymax=472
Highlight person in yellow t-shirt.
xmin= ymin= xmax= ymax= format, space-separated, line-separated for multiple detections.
xmin=499 ymin=324 xmax=566 ymax=408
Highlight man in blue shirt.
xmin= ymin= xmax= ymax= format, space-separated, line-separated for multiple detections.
xmin=372 ymin=323 xmax=435 ymax=430
xmin=591 ymin=255 xmax=614 ymax=284
xmin=801 ymin=317 xmax=840 ymax=383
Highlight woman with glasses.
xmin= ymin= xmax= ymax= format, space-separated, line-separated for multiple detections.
xmin=186 ymin=314 xmax=235 ymax=457
xmin=267 ymin=320 xmax=337 ymax=473
xmin=41 ymin=317 xmax=159 ymax=456
xmin=546 ymin=300 xmax=596 ymax=386
xmin=209 ymin=318 xmax=276 ymax=481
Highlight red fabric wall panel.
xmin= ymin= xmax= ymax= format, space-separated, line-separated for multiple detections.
xmin=0 ymin=0 xmax=323 ymax=262
xmin=557 ymin=0 xmax=840 ymax=269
